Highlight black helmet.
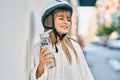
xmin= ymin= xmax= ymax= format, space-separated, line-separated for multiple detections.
xmin=41 ymin=0 xmax=73 ymax=28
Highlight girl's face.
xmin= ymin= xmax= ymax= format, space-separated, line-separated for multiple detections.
xmin=54 ymin=10 xmax=71 ymax=36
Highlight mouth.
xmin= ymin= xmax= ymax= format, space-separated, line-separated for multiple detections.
xmin=61 ymin=25 xmax=69 ymax=29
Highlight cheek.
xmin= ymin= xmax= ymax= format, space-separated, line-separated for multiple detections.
xmin=55 ymin=21 xmax=61 ymax=28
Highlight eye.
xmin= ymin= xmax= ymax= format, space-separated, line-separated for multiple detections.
xmin=67 ymin=18 xmax=71 ymax=22
xmin=59 ymin=17 xmax=63 ymax=20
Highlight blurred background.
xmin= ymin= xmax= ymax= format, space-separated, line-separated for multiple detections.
xmin=0 ymin=0 xmax=120 ymax=80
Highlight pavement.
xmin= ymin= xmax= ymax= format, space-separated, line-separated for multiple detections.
xmin=84 ymin=43 xmax=120 ymax=80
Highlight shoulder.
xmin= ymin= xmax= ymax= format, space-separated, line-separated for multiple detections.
xmin=66 ymin=36 xmax=82 ymax=49
xmin=66 ymin=36 xmax=84 ymax=59
xmin=66 ymin=36 xmax=78 ymax=43
xmin=66 ymin=36 xmax=79 ymax=46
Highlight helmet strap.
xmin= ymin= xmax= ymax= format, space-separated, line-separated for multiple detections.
xmin=51 ymin=12 xmax=67 ymax=52
xmin=51 ymin=13 xmax=67 ymax=40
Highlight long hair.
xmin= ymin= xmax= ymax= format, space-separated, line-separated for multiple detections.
xmin=44 ymin=9 xmax=78 ymax=64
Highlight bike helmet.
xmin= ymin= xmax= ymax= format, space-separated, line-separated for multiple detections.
xmin=41 ymin=0 xmax=73 ymax=28
xmin=41 ymin=0 xmax=73 ymax=52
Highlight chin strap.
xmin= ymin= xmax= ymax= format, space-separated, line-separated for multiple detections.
xmin=51 ymin=13 xmax=58 ymax=52
xmin=51 ymin=13 xmax=67 ymax=40
xmin=52 ymin=13 xmax=67 ymax=52
xmin=44 ymin=12 xmax=67 ymax=52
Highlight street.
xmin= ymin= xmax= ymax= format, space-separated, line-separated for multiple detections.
xmin=84 ymin=43 xmax=120 ymax=80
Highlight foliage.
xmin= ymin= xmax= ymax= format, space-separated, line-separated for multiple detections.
xmin=96 ymin=23 xmax=117 ymax=36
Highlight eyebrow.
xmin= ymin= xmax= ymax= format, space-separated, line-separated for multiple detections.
xmin=58 ymin=15 xmax=63 ymax=17
xmin=58 ymin=15 xmax=70 ymax=18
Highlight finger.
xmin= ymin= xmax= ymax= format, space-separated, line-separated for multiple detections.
xmin=40 ymin=47 xmax=47 ymax=55
xmin=45 ymin=58 xmax=53 ymax=64
xmin=42 ymin=51 xmax=52 ymax=57
xmin=40 ymin=57 xmax=52 ymax=66
xmin=40 ymin=52 xmax=52 ymax=62
xmin=44 ymin=55 xmax=53 ymax=60
xmin=41 ymin=47 xmax=47 ymax=53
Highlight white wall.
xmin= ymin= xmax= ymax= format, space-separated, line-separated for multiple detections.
xmin=0 ymin=0 xmax=50 ymax=80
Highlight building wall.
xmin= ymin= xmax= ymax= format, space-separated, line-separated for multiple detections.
xmin=0 ymin=0 xmax=50 ymax=80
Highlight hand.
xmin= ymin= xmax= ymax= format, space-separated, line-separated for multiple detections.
xmin=36 ymin=47 xmax=53 ymax=78
xmin=39 ymin=47 xmax=53 ymax=68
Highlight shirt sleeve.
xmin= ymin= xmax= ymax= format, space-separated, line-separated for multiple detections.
xmin=30 ymin=43 xmax=48 ymax=80
xmin=71 ymin=40 xmax=95 ymax=80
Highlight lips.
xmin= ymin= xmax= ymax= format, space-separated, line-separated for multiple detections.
xmin=61 ymin=25 xmax=69 ymax=29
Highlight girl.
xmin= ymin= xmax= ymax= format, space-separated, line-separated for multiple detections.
xmin=30 ymin=0 xmax=94 ymax=80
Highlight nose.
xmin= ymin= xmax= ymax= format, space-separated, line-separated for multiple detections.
xmin=63 ymin=19 xmax=69 ymax=24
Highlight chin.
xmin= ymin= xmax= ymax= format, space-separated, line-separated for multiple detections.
xmin=58 ymin=30 xmax=69 ymax=35
xmin=60 ymin=32 xmax=68 ymax=35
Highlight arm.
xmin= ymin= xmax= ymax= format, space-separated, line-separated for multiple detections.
xmin=30 ymin=43 xmax=53 ymax=80
xmin=36 ymin=64 xmax=44 ymax=79
xmin=30 ymin=43 xmax=46 ymax=80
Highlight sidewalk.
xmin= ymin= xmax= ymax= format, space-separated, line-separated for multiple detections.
xmin=84 ymin=43 xmax=120 ymax=80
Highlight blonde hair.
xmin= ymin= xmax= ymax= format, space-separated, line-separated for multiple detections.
xmin=44 ymin=9 xmax=78 ymax=64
